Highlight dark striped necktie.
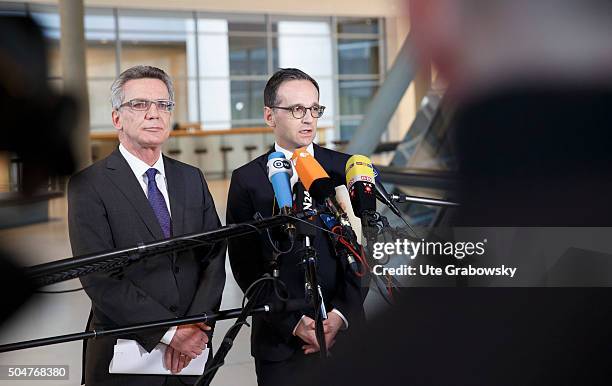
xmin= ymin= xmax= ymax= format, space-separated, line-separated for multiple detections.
xmin=145 ymin=168 xmax=172 ymax=238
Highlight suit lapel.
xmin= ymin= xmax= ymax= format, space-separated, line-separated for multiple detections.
xmin=164 ymin=156 xmax=184 ymax=237
xmin=255 ymin=148 xmax=277 ymax=216
xmin=104 ymin=148 xmax=164 ymax=240
xmin=313 ymin=144 xmax=329 ymax=168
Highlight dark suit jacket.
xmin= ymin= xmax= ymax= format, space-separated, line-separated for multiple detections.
xmin=226 ymin=144 xmax=365 ymax=362
xmin=68 ymin=148 xmax=226 ymax=386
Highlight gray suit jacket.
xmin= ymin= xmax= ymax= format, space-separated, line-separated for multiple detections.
xmin=68 ymin=148 xmax=226 ymax=386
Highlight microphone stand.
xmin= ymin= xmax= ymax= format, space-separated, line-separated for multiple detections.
xmin=390 ymin=194 xmax=459 ymax=207
xmin=360 ymin=210 xmax=402 ymax=304
xmin=302 ymin=235 xmax=328 ymax=359
xmin=294 ymin=182 xmax=328 ymax=358
xmin=196 ymin=277 xmax=270 ymax=386
xmin=0 ymin=307 xmax=271 ymax=353
xmin=26 ymin=210 xmax=316 ymax=288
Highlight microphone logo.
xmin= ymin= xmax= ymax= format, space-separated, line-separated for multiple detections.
xmin=273 ymin=159 xmax=291 ymax=169
xmin=302 ymin=190 xmax=313 ymax=211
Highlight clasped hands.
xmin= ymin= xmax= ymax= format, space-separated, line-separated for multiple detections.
xmin=294 ymin=312 xmax=344 ymax=355
xmin=164 ymin=322 xmax=211 ymax=374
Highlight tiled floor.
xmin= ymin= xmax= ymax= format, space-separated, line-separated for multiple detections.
xmin=0 ymin=179 xmax=258 ymax=386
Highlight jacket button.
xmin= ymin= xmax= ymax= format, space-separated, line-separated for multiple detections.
xmin=169 ymin=305 xmax=177 ymax=312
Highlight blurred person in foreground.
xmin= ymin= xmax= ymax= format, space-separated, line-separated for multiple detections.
xmin=304 ymin=1 xmax=612 ymax=385
xmin=68 ymin=65 xmax=226 ymax=385
xmin=0 ymin=15 xmax=76 ymax=327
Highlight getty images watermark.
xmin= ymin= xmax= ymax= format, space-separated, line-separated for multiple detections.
xmin=371 ymin=238 xmax=517 ymax=278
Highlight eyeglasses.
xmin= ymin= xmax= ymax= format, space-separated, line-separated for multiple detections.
xmin=118 ymin=98 xmax=175 ymax=113
xmin=270 ymin=104 xmax=326 ymax=119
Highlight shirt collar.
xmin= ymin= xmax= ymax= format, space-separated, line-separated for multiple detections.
xmin=119 ymin=143 xmax=166 ymax=179
xmin=274 ymin=142 xmax=314 ymax=161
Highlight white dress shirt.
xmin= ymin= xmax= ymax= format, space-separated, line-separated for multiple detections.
xmin=118 ymin=144 xmax=176 ymax=345
xmin=274 ymin=142 xmax=314 ymax=190
xmin=272 ymin=143 xmax=350 ymax=333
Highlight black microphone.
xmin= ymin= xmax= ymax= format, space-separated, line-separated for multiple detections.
xmin=372 ymin=166 xmax=404 ymax=219
xmin=293 ymin=181 xmax=318 ymax=240
xmin=345 ymin=155 xmax=377 ymax=218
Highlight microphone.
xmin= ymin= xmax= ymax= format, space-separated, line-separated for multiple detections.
xmin=267 ymin=152 xmax=296 ymax=240
xmin=334 ymin=185 xmax=362 ymax=245
xmin=372 ymin=166 xmax=404 ymax=219
xmin=292 ymin=148 xmax=363 ymax=275
xmin=389 ymin=193 xmax=459 ymax=207
xmin=293 ymin=181 xmax=317 ymax=240
xmin=345 ymin=155 xmax=377 ymax=218
xmin=291 ymin=148 xmax=352 ymax=229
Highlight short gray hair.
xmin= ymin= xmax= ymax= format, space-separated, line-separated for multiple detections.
xmin=110 ymin=65 xmax=174 ymax=110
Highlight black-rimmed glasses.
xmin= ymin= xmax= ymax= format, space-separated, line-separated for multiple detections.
xmin=270 ymin=104 xmax=326 ymax=119
xmin=119 ymin=98 xmax=175 ymax=113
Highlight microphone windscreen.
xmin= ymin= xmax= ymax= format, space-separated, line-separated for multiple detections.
xmin=292 ymin=148 xmax=330 ymax=191
xmin=335 ymin=185 xmax=363 ymax=244
xmin=267 ymin=152 xmax=293 ymax=208
xmin=345 ymin=154 xmax=375 ymax=191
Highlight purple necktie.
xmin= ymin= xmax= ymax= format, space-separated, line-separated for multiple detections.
xmin=145 ymin=168 xmax=172 ymax=238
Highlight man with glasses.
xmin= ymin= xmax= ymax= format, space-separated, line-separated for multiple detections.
xmin=68 ymin=65 xmax=226 ymax=386
xmin=226 ymin=68 xmax=365 ymax=385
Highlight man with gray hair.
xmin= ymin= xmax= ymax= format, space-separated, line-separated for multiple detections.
xmin=68 ymin=65 xmax=226 ymax=385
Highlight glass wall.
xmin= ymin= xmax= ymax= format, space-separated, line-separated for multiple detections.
xmin=4 ymin=3 xmax=385 ymax=139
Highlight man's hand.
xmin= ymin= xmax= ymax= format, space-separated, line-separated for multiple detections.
xmin=164 ymin=345 xmax=191 ymax=374
xmin=298 ymin=313 xmax=345 ymax=355
xmin=294 ymin=316 xmax=320 ymax=355
xmin=164 ymin=322 xmax=210 ymax=371
xmin=322 ymin=312 xmax=344 ymax=350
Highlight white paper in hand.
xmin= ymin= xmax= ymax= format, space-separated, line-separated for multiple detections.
xmin=109 ymin=339 xmax=208 ymax=375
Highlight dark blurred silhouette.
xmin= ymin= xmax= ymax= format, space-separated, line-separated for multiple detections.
xmin=0 ymin=16 xmax=77 ymax=326
xmin=303 ymin=1 xmax=612 ymax=384
xmin=0 ymin=16 xmax=77 ymax=194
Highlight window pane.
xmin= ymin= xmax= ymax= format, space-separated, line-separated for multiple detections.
xmin=88 ymin=79 xmax=114 ymax=130
xmin=118 ymin=10 xmax=195 ymax=33
xmin=30 ymin=5 xmax=60 ymax=30
xmin=314 ymin=78 xmax=335 ymax=128
xmin=86 ymin=41 xmax=116 ymax=77
xmin=339 ymin=80 xmax=378 ymax=116
xmin=171 ymin=78 xmax=194 ymax=124
xmin=0 ymin=2 xmax=26 ymax=15
xmin=272 ymin=18 xmax=331 ymax=35
xmin=200 ymin=79 xmax=231 ymax=129
xmin=120 ymin=37 xmax=189 ymax=79
xmin=229 ymin=36 xmax=267 ymax=75
xmin=340 ymin=119 xmax=362 ymax=141
xmin=338 ymin=39 xmax=380 ymax=75
xmin=85 ymin=8 xmax=115 ymax=30
xmin=230 ymin=80 xmax=266 ymax=122
xmin=198 ymin=20 xmax=230 ymax=78
xmin=227 ymin=14 xmax=266 ymax=33
xmin=274 ymin=21 xmax=332 ymax=77
xmin=337 ymin=18 xmax=379 ymax=34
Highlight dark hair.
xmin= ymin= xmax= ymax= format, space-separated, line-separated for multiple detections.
xmin=111 ymin=65 xmax=174 ymax=110
xmin=264 ymin=68 xmax=319 ymax=107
